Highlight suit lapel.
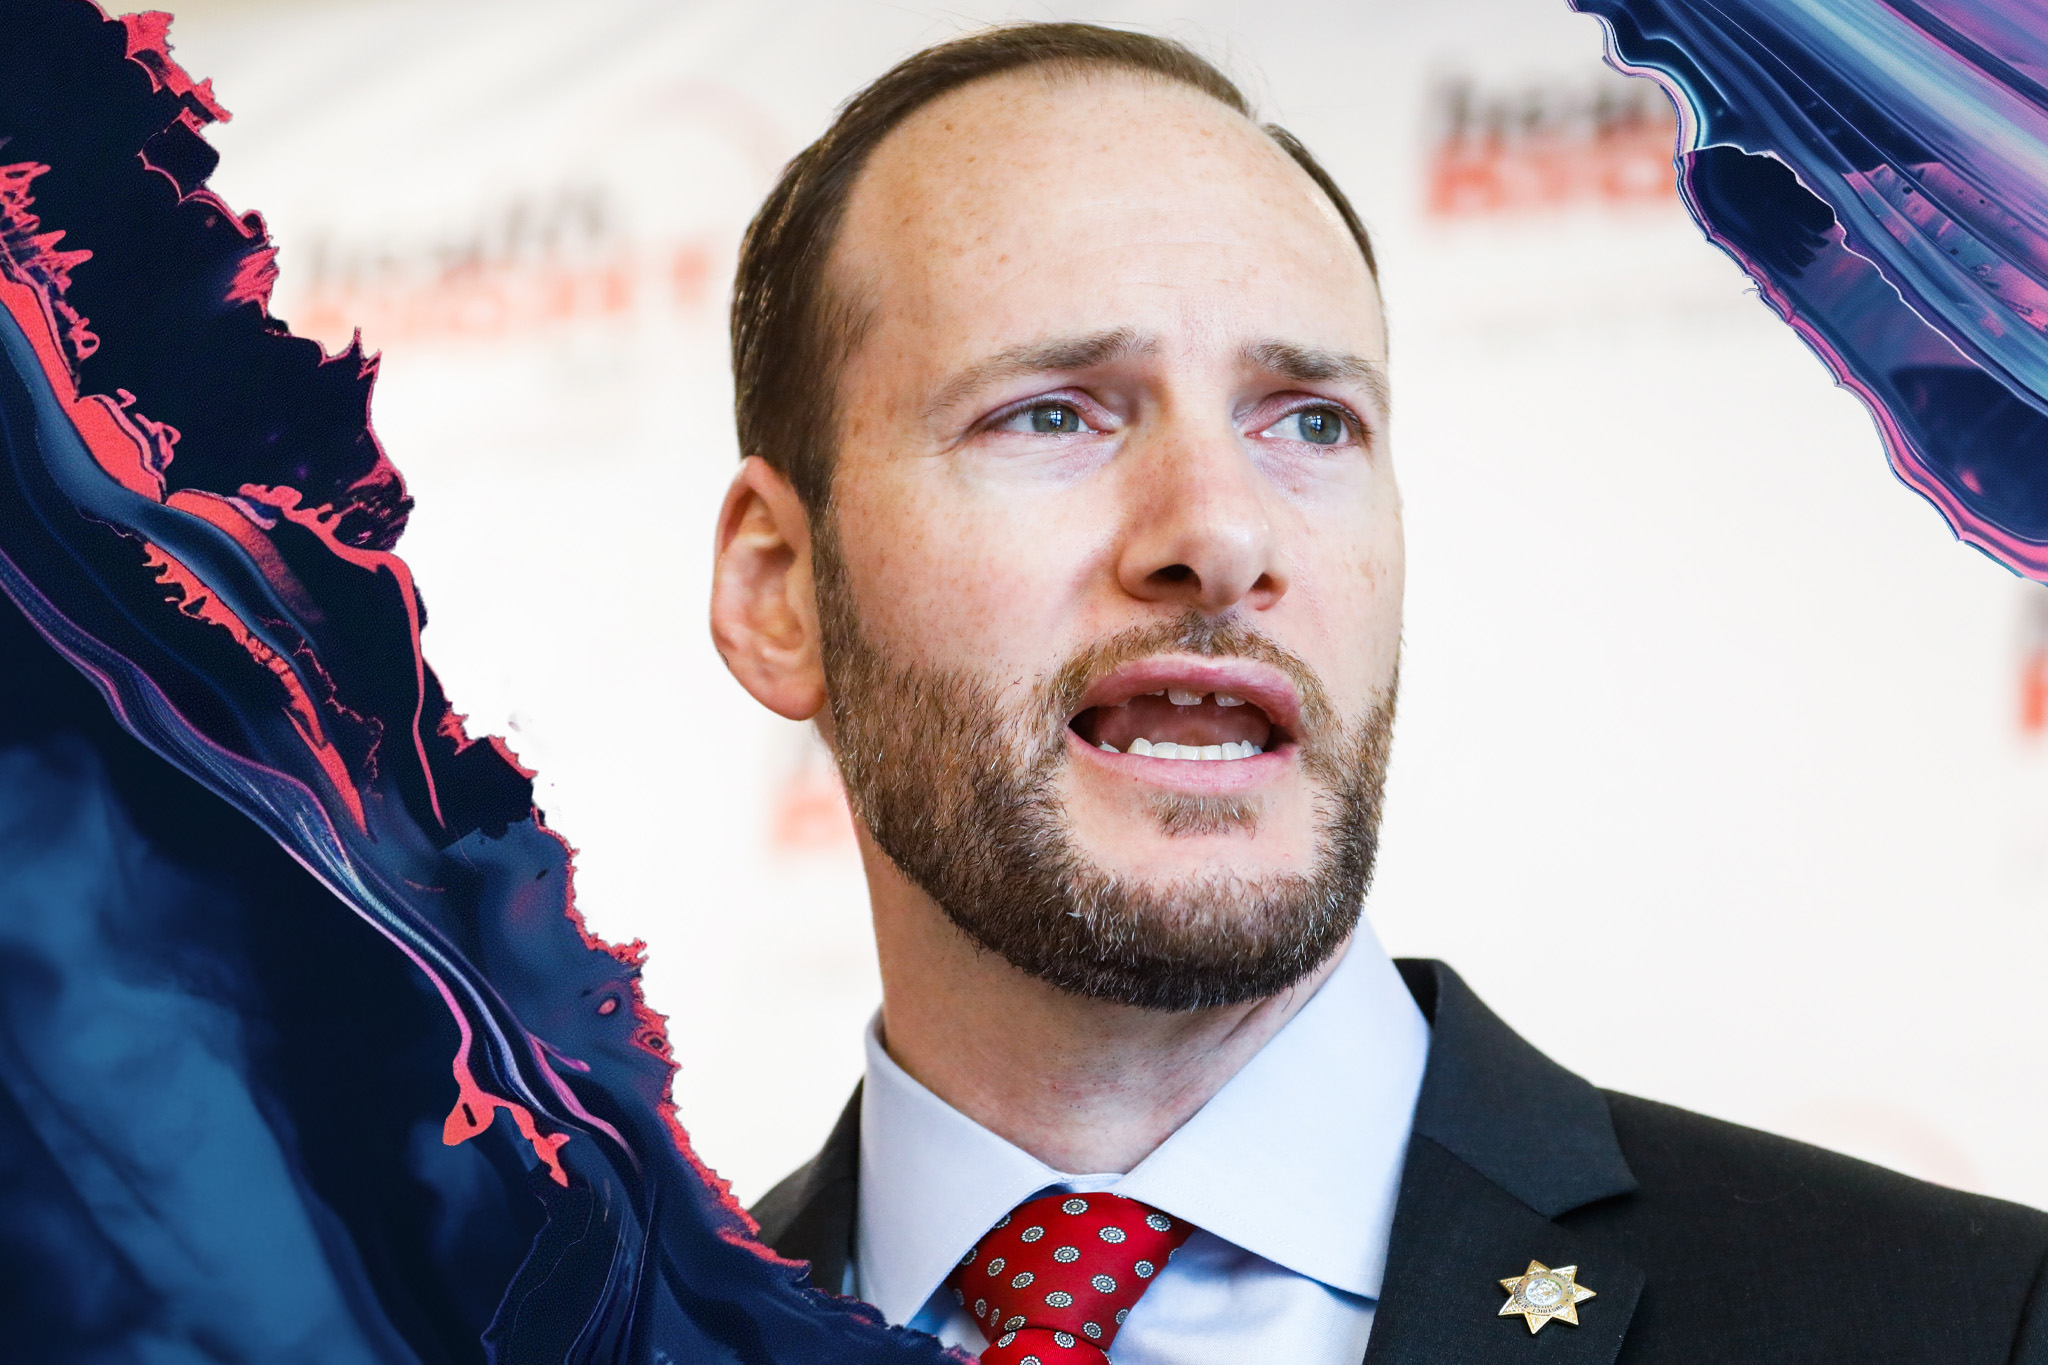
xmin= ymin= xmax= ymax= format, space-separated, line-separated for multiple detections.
xmin=1365 ymin=962 xmax=1643 ymax=1363
xmin=1364 ymin=1137 xmax=1642 ymax=1363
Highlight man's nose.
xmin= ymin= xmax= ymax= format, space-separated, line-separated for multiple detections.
xmin=1114 ymin=419 xmax=1287 ymax=615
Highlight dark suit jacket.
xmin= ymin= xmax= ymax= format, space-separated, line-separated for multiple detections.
xmin=753 ymin=960 xmax=2048 ymax=1362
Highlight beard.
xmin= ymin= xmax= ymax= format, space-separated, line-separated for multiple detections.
xmin=812 ymin=520 xmax=1396 ymax=1012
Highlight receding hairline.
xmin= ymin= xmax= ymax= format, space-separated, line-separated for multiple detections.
xmin=821 ymin=60 xmax=1377 ymax=370
xmin=902 ymin=48 xmax=1245 ymax=110
xmin=850 ymin=59 xmax=1293 ymax=200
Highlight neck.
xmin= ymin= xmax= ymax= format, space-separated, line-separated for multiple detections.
xmin=859 ymin=826 xmax=1349 ymax=1175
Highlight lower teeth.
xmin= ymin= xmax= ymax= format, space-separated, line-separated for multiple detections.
xmin=1102 ymin=738 xmax=1263 ymax=760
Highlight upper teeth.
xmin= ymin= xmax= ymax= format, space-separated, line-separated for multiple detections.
xmin=1150 ymin=689 xmax=1249 ymax=708
xmin=1110 ymin=737 xmax=1263 ymax=760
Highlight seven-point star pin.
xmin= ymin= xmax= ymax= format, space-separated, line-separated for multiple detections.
xmin=1497 ymin=1260 xmax=1597 ymax=1333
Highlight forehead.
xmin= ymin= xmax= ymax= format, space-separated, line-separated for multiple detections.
xmin=833 ymin=68 xmax=1383 ymax=359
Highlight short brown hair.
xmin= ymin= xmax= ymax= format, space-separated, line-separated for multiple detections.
xmin=729 ymin=22 xmax=1379 ymax=511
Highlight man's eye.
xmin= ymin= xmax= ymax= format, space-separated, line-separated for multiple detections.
xmin=1263 ymin=407 xmax=1351 ymax=446
xmin=998 ymin=402 xmax=1093 ymax=435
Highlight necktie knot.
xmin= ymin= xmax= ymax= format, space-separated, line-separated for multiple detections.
xmin=945 ymin=1191 xmax=1193 ymax=1363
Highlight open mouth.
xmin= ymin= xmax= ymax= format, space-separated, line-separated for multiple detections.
xmin=1068 ymin=666 xmax=1296 ymax=763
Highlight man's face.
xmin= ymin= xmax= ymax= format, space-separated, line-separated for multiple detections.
xmin=817 ymin=70 xmax=1401 ymax=1008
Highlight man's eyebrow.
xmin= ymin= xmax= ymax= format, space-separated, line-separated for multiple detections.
xmin=925 ymin=328 xmax=1157 ymax=419
xmin=1242 ymin=340 xmax=1390 ymax=415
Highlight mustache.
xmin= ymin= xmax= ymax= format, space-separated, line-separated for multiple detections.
xmin=1037 ymin=611 xmax=1339 ymax=740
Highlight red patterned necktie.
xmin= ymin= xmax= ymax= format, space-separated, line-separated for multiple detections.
xmin=945 ymin=1191 xmax=1195 ymax=1363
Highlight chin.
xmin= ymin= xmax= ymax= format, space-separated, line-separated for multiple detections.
xmin=1069 ymin=819 xmax=1315 ymax=888
xmin=1067 ymin=772 xmax=1320 ymax=854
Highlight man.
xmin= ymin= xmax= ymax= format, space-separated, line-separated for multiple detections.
xmin=710 ymin=22 xmax=2048 ymax=1364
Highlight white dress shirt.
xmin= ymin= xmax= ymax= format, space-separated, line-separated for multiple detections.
xmin=851 ymin=923 xmax=1430 ymax=1364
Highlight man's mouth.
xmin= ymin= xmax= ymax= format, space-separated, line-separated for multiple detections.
xmin=1067 ymin=663 xmax=1299 ymax=764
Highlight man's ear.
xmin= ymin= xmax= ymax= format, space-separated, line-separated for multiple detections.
xmin=710 ymin=457 xmax=828 ymax=721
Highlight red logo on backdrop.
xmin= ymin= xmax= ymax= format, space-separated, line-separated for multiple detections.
xmin=2019 ymin=591 xmax=2048 ymax=738
xmin=284 ymin=187 xmax=721 ymax=349
xmin=1426 ymin=73 xmax=1679 ymax=218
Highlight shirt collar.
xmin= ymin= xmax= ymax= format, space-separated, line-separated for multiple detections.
xmin=853 ymin=921 xmax=1430 ymax=1324
xmin=855 ymin=1015 xmax=1068 ymax=1323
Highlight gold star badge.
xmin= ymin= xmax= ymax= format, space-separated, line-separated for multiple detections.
xmin=1498 ymin=1260 xmax=1596 ymax=1333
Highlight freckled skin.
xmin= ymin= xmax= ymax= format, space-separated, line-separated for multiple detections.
xmin=712 ymin=69 xmax=1401 ymax=1173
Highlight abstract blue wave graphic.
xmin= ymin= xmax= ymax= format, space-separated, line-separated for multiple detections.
xmin=1574 ymin=0 xmax=2048 ymax=576
xmin=0 ymin=2 xmax=955 ymax=1360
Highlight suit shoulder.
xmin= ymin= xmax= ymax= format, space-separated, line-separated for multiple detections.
xmin=745 ymin=1087 xmax=862 ymax=1282
xmin=1602 ymin=1089 xmax=2048 ymax=1255
xmin=748 ymin=1155 xmax=821 ymax=1252
xmin=1586 ymin=1093 xmax=2048 ymax=1362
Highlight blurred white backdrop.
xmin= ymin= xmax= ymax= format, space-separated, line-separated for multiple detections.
xmin=161 ymin=0 xmax=2048 ymax=1209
